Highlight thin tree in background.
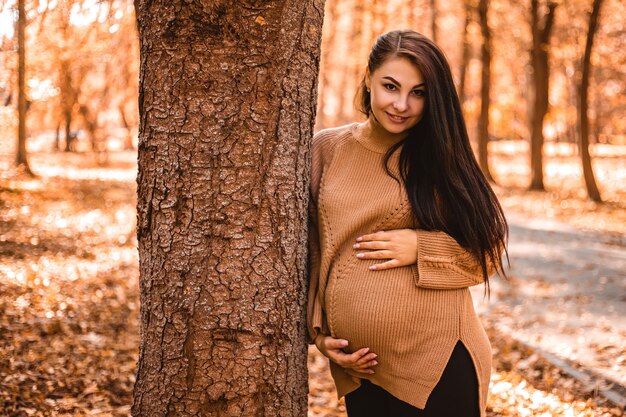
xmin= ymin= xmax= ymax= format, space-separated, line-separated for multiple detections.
xmin=578 ymin=0 xmax=603 ymax=202
xmin=351 ymin=0 xmax=365 ymax=116
xmin=477 ymin=0 xmax=494 ymax=181
xmin=529 ymin=0 xmax=557 ymax=191
xmin=132 ymin=0 xmax=325 ymax=415
xmin=458 ymin=0 xmax=473 ymax=105
xmin=430 ymin=0 xmax=438 ymax=42
xmin=16 ymin=0 xmax=32 ymax=175
xmin=316 ymin=0 xmax=338 ymax=130
xmin=408 ymin=0 xmax=419 ymax=31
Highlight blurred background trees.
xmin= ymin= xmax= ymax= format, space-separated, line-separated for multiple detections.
xmin=312 ymin=0 xmax=624 ymax=200
xmin=0 ymin=0 xmax=138 ymax=162
xmin=0 ymin=0 xmax=624 ymax=200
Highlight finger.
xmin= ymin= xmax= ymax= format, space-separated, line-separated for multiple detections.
xmin=355 ymin=353 xmax=378 ymax=367
xmin=351 ymin=368 xmax=376 ymax=375
xmin=354 ymin=359 xmax=379 ymax=370
xmin=356 ymin=250 xmax=394 ymax=260
xmin=356 ymin=230 xmax=389 ymax=242
xmin=344 ymin=348 xmax=371 ymax=365
xmin=334 ymin=348 xmax=368 ymax=367
xmin=328 ymin=347 xmax=367 ymax=366
xmin=369 ymin=259 xmax=402 ymax=271
xmin=323 ymin=337 xmax=349 ymax=350
xmin=353 ymin=241 xmax=389 ymax=250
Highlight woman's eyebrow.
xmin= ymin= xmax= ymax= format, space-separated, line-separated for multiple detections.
xmin=382 ymin=76 xmax=425 ymax=88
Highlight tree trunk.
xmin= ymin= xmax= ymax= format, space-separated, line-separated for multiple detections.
xmin=61 ymin=60 xmax=77 ymax=152
xmin=119 ymin=104 xmax=135 ymax=150
xmin=351 ymin=0 xmax=365 ymax=121
xmin=368 ymin=0 xmax=388 ymax=40
xmin=63 ymin=111 xmax=73 ymax=152
xmin=16 ymin=0 xmax=32 ymax=175
xmin=316 ymin=0 xmax=337 ymax=130
xmin=578 ymin=0 xmax=603 ymax=202
xmin=477 ymin=0 xmax=494 ymax=182
xmin=430 ymin=0 xmax=438 ymax=42
xmin=78 ymin=104 xmax=98 ymax=152
xmin=458 ymin=0 xmax=472 ymax=106
xmin=529 ymin=0 xmax=556 ymax=191
xmin=408 ymin=0 xmax=419 ymax=31
xmin=54 ymin=121 xmax=61 ymax=151
xmin=132 ymin=1 xmax=325 ymax=416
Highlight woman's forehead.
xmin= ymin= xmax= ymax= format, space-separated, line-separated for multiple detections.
xmin=374 ymin=57 xmax=424 ymax=85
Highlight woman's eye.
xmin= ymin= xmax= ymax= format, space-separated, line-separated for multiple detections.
xmin=383 ymin=84 xmax=397 ymax=91
xmin=412 ymin=90 xmax=425 ymax=96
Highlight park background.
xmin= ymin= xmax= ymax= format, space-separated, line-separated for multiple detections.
xmin=0 ymin=0 xmax=624 ymax=416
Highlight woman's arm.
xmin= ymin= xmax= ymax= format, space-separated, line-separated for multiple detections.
xmin=307 ymin=197 xmax=328 ymax=343
xmin=413 ymin=229 xmax=496 ymax=289
xmin=354 ymin=229 xmax=498 ymax=289
xmin=306 ymin=129 xmax=334 ymax=343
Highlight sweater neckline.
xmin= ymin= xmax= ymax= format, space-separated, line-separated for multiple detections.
xmin=350 ymin=121 xmax=406 ymax=154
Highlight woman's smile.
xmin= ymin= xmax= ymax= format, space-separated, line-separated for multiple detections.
xmin=386 ymin=112 xmax=408 ymax=123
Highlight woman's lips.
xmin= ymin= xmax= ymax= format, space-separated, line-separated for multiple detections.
xmin=386 ymin=112 xmax=407 ymax=123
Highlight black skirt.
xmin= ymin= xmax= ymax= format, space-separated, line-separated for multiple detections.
xmin=345 ymin=341 xmax=480 ymax=417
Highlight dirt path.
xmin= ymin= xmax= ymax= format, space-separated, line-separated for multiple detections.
xmin=473 ymin=211 xmax=626 ymax=388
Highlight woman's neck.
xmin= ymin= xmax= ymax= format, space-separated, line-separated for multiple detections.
xmin=364 ymin=114 xmax=409 ymax=147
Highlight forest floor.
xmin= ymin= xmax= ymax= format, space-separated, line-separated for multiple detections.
xmin=0 ymin=145 xmax=624 ymax=416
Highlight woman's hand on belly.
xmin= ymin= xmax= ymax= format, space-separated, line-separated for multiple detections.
xmin=353 ymin=228 xmax=417 ymax=271
xmin=314 ymin=334 xmax=378 ymax=375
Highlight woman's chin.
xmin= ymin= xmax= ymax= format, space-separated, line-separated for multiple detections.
xmin=381 ymin=121 xmax=410 ymax=135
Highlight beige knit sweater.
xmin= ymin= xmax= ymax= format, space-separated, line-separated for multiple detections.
xmin=307 ymin=122 xmax=496 ymax=415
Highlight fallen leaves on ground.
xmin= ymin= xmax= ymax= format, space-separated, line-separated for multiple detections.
xmin=0 ymin=148 xmax=623 ymax=416
xmin=490 ymin=141 xmax=625 ymax=238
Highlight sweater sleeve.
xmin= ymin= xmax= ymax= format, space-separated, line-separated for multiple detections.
xmin=413 ymin=229 xmax=498 ymax=289
xmin=306 ymin=130 xmax=333 ymax=344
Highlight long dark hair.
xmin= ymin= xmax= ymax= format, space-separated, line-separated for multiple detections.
xmin=355 ymin=29 xmax=508 ymax=288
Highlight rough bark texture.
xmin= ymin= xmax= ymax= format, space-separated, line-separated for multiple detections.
xmin=132 ymin=1 xmax=325 ymax=416
xmin=578 ymin=0 xmax=603 ymax=202
xmin=529 ymin=0 xmax=556 ymax=191
xmin=477 ymin=0 xmax=494 ymax=182
xmin=16 ymin=0 xmax=32 ymax=174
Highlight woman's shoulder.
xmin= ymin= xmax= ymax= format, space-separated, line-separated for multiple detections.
xmin=312 ymin=122 xmax=358 ymax=154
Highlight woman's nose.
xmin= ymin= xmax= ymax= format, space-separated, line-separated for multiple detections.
xmin=393 ymin=97 xmax=408 ymax=112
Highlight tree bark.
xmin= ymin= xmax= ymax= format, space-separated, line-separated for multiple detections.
xmin=16 ymin=0 xmax=32 ymax=175
xmin=529 ymin=0 xmax=556 ymax=191
xmin=578 ymin=0 xmax=603 ymax=202
xmin=477 ymin=0 xmax=494 ymax=182
xmin=132 ymin=1 xmax=325 ymax=416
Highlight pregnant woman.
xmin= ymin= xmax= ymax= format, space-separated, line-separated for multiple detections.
xmin=307 ymin=30 xmax=508 ymax=417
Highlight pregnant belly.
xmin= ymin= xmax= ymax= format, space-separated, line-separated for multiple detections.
xmin=326 ymin=264 xmax=421 ymax=353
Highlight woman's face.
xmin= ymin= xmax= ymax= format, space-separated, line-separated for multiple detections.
xmin=366 ymin=56 xmax=426 ymax=135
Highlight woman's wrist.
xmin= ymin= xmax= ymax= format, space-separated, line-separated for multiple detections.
xmin=314 ymin=333 xmax=325 ymax=347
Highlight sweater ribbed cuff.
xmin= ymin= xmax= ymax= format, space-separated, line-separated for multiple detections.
xmin=413 ymin=229 xmax=484 ymax=289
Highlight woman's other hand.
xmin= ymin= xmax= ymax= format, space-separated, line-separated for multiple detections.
xmin=314 ymin=334 xmax=378 ymax=375
xmin=353 ymin=229 xmax=417 ymax=270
